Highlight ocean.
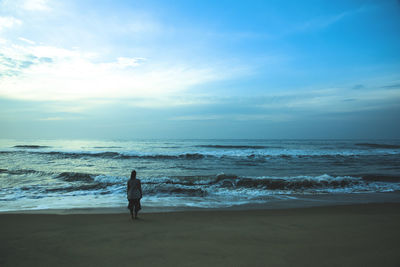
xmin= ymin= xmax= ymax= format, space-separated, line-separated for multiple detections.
xmin=1 ymin=139 xmax=400 ymax=212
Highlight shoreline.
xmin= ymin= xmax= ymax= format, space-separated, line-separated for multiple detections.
xmin=1 ymin=202 xmax=400 ymax=266
xmin=2 ymin=191 xmax=400 ymax=215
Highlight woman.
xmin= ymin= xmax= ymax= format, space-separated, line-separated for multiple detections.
xmin=127 ymin=170 xmax=142 ymax=219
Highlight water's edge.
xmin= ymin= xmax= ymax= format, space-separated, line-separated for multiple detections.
xmin=3 ymin=191 xmax=399 ymax=215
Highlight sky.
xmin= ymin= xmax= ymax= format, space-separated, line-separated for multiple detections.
xmin=1 ymin=0 xmax=400 ymax=139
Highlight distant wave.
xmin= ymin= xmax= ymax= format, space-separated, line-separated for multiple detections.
xmin=54 ymin=172 xmax=126 ymax=183
xmin=233 ymin=176 xmax=360 ymax=190
xmin=2 ymin=148 xmax=399 ymax=160
xmin=352 ymin=174 xmax=400 ymax=182
xmin=146 ymin=187 xmax=207 ymax=197
xmin=14 ymin=151 xmax=208 ymax=160
xmin=48 ymin=151 xmax=122 ymax=158
xmin=92 ymin=146 xmax=123 ymax=149
xmin=57 ymin=172 xmax=97 ymax=182
xmin=13 ymin=145 xmax=50 ymax=149
xmin=196 ymin=145 xmax=269 ymax=149
xmin=355 ymin=143 xmax=400 ymax=149
xmin=0 ymin=168 xmax=41 ymax=175
xmin=44 ymin=183 xmax=111 ymax=193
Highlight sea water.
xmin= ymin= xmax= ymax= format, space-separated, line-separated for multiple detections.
xmin=1 ymin=139 xmax=400 ymax=211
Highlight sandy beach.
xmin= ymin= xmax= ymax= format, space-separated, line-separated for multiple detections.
xmin=1 ymin=203 xmax=400 ymax=267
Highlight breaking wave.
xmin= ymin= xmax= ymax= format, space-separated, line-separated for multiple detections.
xmin=49 ymin=173 xmax=399 ymax=195
xmin=92 ymin=146 xmax=123 ymax=149
xmin=13 ymin=145 xmax=50 ymax=149
xmin=195 ymin=145 xmax=270 ymax=149
xmin=56 ymin=172 xmax=96 ymax=183
xmin=20 ymin=151 xmax=208 ymax=160
xmin=142 ymin=173 xmax=400 ymax=195
xmin=0 ymin=168 xmax=42 ymax=175
xmin=355 ymin=143 xmax=400 ymax=149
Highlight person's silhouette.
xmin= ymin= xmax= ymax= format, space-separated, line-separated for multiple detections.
xmin=127 ymin=170 xmax=142 ymax=219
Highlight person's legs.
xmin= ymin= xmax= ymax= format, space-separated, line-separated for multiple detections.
xmin=128 ymin=200 xmax=134 ymax=219
xmin=134 ymin=199 xmax=140 ymax=218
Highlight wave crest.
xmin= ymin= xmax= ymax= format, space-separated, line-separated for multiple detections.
xmin=196 ymin=145 xmax=269 ymax=149
xmin=56 ymin=172 xmax=95 ymax=182
xmin=355 ymin=143 xmax=400 ymax=149
xmin=13 ymin=145 xmax=50 ymax=149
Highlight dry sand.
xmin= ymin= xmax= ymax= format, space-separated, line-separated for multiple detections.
xmin=1 ymin=203 xmax=400 ymax=267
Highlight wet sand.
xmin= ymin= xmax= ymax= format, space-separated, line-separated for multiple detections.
xmin=1 ymin=203 xmax=400 ymax=266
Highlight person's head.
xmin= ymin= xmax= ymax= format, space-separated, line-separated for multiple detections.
xmin=130 ymin=170 xmax=137 ymax=179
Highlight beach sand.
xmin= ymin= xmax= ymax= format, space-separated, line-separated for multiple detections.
xmin=1 ymin=203 xmax=400 ymax=267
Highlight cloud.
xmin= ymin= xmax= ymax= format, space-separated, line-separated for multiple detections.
xmin=0 ymin=0 xmax=256 ymax=108
xmin=160 ymin=81 xmax=400 ymax=123
xmin=256 ymin=85 xmax=400 ymax=114
xmin=0 ymin=16 xmax=22 ymax=31
xmin=296 ymin=12 xmax=348 ymax=32
xmin=352 ymin=84 xmax=365 ymax=90
xmin=233 ymin=114 xmax=293 ymax=122
xmin=169 ymin=113 xmax=293 ymax=122
xmin=0 ymin=46 xmax=53 ymax=78
xmin=18 ymin=37 xmax=36 ymax=45
xmin=0 ymin=43 xmax=246 ymax=104
xmin=169 ymin=115 xmax=223 ymax=121
xmin=110 ymin=57 xmax=147 ymax=69
xmin=0 ymin=0 xmax=51 ymax=14
xmin=37 ymin=117 xmax=66 ymax=121
xmin=36 ymin=114 xmax=83 ymax=121
xmin=284 ymin=7 xmax=366 ymax=36
xmin=22 ymin=0 xmax=51 ymax=11
xmin=381 ymin=83 xmax=400 ymax=89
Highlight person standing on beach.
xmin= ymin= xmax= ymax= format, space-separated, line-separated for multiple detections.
xmin=127 ymin=170 xmax=142 ymax=220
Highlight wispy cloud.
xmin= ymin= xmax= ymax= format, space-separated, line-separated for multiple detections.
xmin=294 ymin=12 xmax=348 ymax=32
xmin=37 ymin=116 xmax=69 ymax=121
xmin=283 ymin=6 xmax=367 ymax=36
xmin=169 ymin=115 xmax=223 ymax=121
xmin=21 ymin=0 xmax=51 ymax=11
xmin=0 ymin=16 xmax=22 ymax=31
xmin=381 ymin=83 xmax=400 ymax=89
xmin=0 ymin=44 xmax=53 ymax=78
xmin=0 ymin=0 xmax=51 ymax=14
xmin=18 ymin=37 xmax=36 ymax=45
xmin=233 ymin=114 xmax=293 ymax=122
xmin=169 ymin=113 xmax=293 ymax=122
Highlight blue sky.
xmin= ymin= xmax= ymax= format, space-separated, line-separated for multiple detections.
xmin=1 ymin=0 xmax=400 ymax=139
